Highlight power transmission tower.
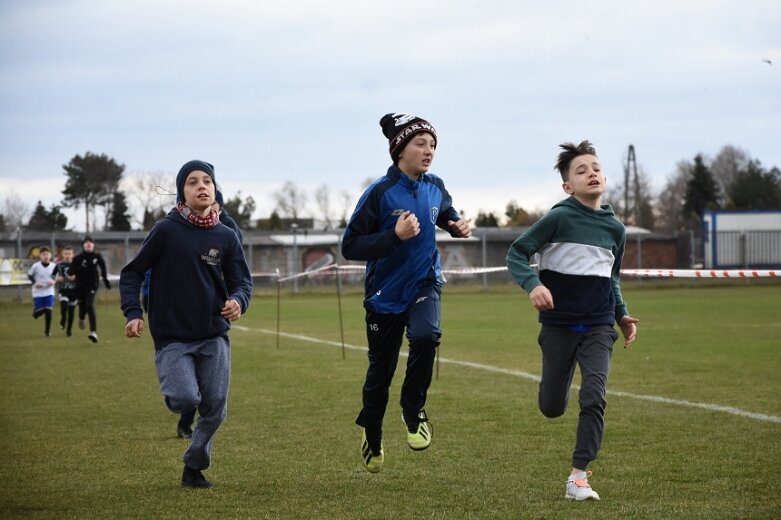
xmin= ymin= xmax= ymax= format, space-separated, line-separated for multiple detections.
xmin=623 ymin=144 xmax=639 ymax=224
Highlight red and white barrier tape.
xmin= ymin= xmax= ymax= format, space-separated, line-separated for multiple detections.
xmin=262 ymin=264 xmax=779 ymax=283
xmin=621 ymin=269 xmax=777 ymax=278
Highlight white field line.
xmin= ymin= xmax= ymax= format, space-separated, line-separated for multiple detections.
xmin=234 ymin=325 xmax=781 ymax=425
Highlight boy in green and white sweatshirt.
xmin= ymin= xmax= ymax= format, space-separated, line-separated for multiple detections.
xmin=507 ymin=140 xmax=638 ymax=502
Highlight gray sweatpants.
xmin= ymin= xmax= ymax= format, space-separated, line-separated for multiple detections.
xmin=537 ymin=324 xmax=618 ymax=471
xmin=154 ymin=336 xmax=231 ymax=471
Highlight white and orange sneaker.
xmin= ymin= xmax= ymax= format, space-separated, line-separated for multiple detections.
xmin=565 ymin=470 xmax=600 ymax=501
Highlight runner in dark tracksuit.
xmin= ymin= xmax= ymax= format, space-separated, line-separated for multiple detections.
xmin=54 ymin=246 xmax=78 ymax=336
xmin=342 ymin=113 xmax=471 ymax=473
xmin=70 ymin=236 xmax=111 ymax=343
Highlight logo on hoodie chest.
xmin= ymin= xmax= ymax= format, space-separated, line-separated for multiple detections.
xmin=201 ymin=248 xmax=221 ymax=266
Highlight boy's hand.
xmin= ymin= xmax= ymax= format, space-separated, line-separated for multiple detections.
xmin=529 ymin=285 xmax=554 ymax=311
xmin=221 ymin=299 xmax=242 ymax=321
xmin=619 ymin=315 xmax=639 ymax=348
xmin=448 ymin=219 xmax=472 ymax=238
xmin=395 ymin=211 xmax=420 ymax=241
xmin=125 ymin=318 xmax=144 ymax=338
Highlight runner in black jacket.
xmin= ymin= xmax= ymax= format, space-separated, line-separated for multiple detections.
xmin=69 ymin=236 xmax=111 ymax=343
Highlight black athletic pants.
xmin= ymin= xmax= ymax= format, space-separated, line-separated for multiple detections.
xmin=356 ymin=284 xmax=442 ymax=430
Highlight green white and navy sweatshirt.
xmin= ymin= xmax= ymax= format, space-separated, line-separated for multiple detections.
xmin=506 ymin=196 xmax=629 ymax=326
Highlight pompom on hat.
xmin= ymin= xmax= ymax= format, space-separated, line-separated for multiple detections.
xmin=379 ymin=113 xmax=437 ymax=163
xmin=176 ymin=160 xmax=215 ymax=203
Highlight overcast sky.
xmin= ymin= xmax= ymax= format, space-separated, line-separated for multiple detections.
xmin=1 ymin=0 xmax=779 ymax=231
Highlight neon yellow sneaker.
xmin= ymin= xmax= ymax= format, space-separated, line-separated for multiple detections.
xmin=565 ymin=470 xmax=600 ymax=501
xmin=403 ymin=410 xmax=432 ymax=451
xmin=361 ymin=428 xmax=383 ymax=473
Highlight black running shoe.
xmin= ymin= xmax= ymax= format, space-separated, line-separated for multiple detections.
xmin=181 ymin=466 xmax=212 ymax=489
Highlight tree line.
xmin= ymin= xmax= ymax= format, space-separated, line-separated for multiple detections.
xmin=474 ymin=144 xmax=781 ymax=231
xmin=1 ymin=146 xmax=779 ymax=233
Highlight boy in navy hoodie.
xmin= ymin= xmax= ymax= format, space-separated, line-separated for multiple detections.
xmin=506 ymin=140 xmax=638 ymax=501
xmin=174 ymin=188 xmax=244 ymax=441
xmin=342 ymin=113 xmax=471 ymax=473
xmin=119 ymin=160 xmax=252 ymax=489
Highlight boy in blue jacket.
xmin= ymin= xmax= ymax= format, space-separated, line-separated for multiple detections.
xmin=342 ymin=113 xmax=471 ymax=473
xmin=506 ymin=140 xmax=638 ymax=501
xmin=119 ymin=160 xmax=252 ymax=489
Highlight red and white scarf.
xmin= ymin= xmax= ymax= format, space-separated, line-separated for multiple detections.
xmin=176 ymin=202 xmax=220 ymax=229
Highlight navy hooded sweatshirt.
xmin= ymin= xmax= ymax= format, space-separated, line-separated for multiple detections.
xmin=119 ymin=209 xmax=253 ymax=350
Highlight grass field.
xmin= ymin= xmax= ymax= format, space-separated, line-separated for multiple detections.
xmin=1 ymin=282 xmax=780 ymax=519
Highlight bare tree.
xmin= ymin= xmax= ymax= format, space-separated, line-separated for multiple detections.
xmin=709 ymin=145 xmax=749 ymax=207
xmin=122 ymin=171 xmax=173 ymax=228
xmin=273 ymin=181 xmax=308 ymax=219
xmin=602 ymin=184 xmax=624 ymax=216
xmin=314 ymin=184 xmax=333 ymax=229
xmin=604 ymin=166 xmax=655 ymax=229
xmin=633 ymin=168 xmax=656 ymax=230
xmin=338 ymin=190 xmax=353 ymax=228
xmin=655 ymin=161 xmax=691 ymax=232
xmin=2 ymin=190 xmax=30 ymax=230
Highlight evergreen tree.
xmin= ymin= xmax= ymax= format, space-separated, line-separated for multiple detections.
xmin=475 ymin=210 xmax=499 ymax=227
xmin=61 ymin=152 xmax=125 ymax=232
xmin=222 ymin=191 xmax=256 ymax=229
xmin=505 ymin=200 xmax=543 ymax=227
xmin=256 ymin=210 xmax=283 ymax=230
xmin=27 ymin=201 xmax=50 ymax=231
xmin=109 ymin=191 xmax=132 ymax=231
xmin=48 ymin=205 xmax=68 ymax=230
xmin=728 ymin=160 xmax=781 ymax=210
xmin=268 ymin=210 xmax=282 ymax=230
xmin=683 ymin=154 xmax=720 ymax=223
xmin=27 ymin=201 xmax=68 ymax=231
xmin=142 ymin=208 xmax=166 ymax=230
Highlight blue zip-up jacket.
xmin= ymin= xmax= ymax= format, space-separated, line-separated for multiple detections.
xmin=120 ymin=209 xmax=253 ymax=350
xmin=342 ymin=165 xmax=461 ymax=314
